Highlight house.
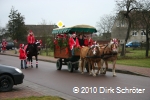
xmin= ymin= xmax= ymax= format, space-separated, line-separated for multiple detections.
xmin=25 ymin=25 xmax=58 ymax=37
xmin=25 ymin=25 xmax=58 ymax=47
xmin=111 ymin=11 xmax=146 ymax=43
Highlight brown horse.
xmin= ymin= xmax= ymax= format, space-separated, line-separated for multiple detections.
xmin=79 ymin=46 xmax=90 ymax=74
xmin=99 ymin=38 xmax=120 ymax=77
xmin=80 ymin=43 xmax=101 ymax=76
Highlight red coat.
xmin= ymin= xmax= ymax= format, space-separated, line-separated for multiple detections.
xmin=84 ymin=39 xmax=88 ymax=46
xmin=2 ymin=41 xmax=7 ymax=47
xmin=84 ymin=38 xmax=93 ymax=46
xmin=19 ymin=48 xmax=27 ymax=60
xmin=69 ymin=37 xmax=80 ymax=50
xmin=88 ymin=38 xmax=94 ymax=46
xmin=27 ymin=35 xmax=35 ymax=44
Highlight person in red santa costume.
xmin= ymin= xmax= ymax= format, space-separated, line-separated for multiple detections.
xmin=69 ymin=32 xmax=80 ymax=55
xmin=84 ymin=34 xmax=94 ymax=47
xmin=27 ymin=30 xmax=35 ymax=45
xmin=26 ymin=30 xmax=35 ymax=53
xmin=1 ymin=39 xmax=7 ymax=52
xmin=19 ymin=44 xmax=28 ymax=69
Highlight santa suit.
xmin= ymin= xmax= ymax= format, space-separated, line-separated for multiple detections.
xmin=88 ymin=38 xmax=94 ymax=46
xmin=19 ymin=47 xmax=26 ymax=60
xmin=69 ymin=37 xmax=80 ymax=50
xmin=84 ymin=39 xmax=88 ymax=46
xmin=2 ymin=41 xmax=7 ymax=50
xmin=19 ymin=44 xmax=27 ymax=69
xmin=27 ymin=35 xmax=35 ymax=44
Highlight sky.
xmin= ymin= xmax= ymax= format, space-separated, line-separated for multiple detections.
xmin=0 ymin=0 xmax=116 ymax=29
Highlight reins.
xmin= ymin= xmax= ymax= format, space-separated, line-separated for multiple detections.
xmin=85 ymin=43 xmax=118 ymax=59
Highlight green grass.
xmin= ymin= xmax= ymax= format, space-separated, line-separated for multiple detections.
xmin=119 ymin=48 xmax=148 ymax=59
xmin=116 ymin=58 xmax=150 ymax=68
xmin=116 ymin=48 xmax=150 ymax=68
xmin=40 ymin=50 xmax=54 ymax=56
xmin=6 ymin=96 xmax=65 ymax=100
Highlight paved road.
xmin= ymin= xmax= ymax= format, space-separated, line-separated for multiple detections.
xmin=0 ymin=55 xmax=150 ymax=100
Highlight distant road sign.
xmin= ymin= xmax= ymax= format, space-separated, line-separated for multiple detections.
xmin=57 ymin=21 xmax=64 ymax=28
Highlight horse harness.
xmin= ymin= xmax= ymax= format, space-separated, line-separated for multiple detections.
xmin=85 ymin=44 xmax=118 ymax=59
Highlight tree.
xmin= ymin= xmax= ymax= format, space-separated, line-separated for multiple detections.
xmin=7 ymin=6 xmax=27 ymax=42
xmin=96 ymin=14 xmax=116 ymax=34
xmin=0 ymin=27 xmax=6 ymax=40
xmin=39 ymin=19 xmax=56 ymax=56
xmin=116 ymin=0 xmax=142 ymax=56
xmin=132 ymin=0 xmax=150 ymax=57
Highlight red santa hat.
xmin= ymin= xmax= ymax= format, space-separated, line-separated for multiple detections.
xmin=20 ymin=44 xmax=24 ymax=48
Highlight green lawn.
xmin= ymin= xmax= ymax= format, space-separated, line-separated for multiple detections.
xmin=116 ymin=48 xmax=150 ymax=68
xmin=116 ymin=59 xmax=150 ymax=68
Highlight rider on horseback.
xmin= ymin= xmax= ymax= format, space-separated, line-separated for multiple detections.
xmin=26 ymin=30 xmax=35 ymax=53
xmin=27 ymin=30 xmax=35 ymax=45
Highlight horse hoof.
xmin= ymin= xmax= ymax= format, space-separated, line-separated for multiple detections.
xmin=81 ymin=72 xmax=84 ymax=74
xmin=93 ymin=74 xmax=96 ymax=77
xmin=113 ymin=75 xmax=116 ymax=77
xmin=31 ymin=65 xmax=33 ymax=68
xmin=103 ymin=72 xmax=106 ymax=74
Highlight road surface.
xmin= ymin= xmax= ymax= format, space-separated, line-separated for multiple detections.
xmin=0 ymin=55 xmax=150 ymax=100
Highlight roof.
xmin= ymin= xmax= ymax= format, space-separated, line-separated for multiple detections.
xmin=52 ymin=24 xmax=97 ymax=34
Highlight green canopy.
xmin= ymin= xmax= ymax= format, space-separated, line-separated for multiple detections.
xmin=52 ymin=24 xmax=97 ymax=34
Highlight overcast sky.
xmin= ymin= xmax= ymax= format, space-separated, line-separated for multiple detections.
xmin=0 ymin=0 xmax=116 ymax=28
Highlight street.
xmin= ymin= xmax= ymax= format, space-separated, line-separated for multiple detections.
xmin=0 ymin=55 xmax=150 ymax=100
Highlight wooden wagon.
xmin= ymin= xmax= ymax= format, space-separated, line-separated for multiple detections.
xmin=52 ymin=24 xmax=97 ymax=72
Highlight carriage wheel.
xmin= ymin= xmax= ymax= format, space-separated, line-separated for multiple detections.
xmin=56 ymin=59 xmax=62 ymax=70
xmin=67 ymin=61 xmax=73 ymax=72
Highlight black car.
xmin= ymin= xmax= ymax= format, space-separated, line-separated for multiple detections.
xmin=0 ymin=42 xmax=15 ymax=50
xmin=6 ymin=42 xmax=15 ymax=50
xmin=0 ymin=64 xmax=24 ymax=92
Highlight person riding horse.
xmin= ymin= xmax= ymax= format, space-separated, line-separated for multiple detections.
xmin=26 ymin=30 xmax=39 ymax=54
xmin=27 ymin=30 xmax=35 ymax=48
xmin=26 ymin=30 xmax=39 ymax=68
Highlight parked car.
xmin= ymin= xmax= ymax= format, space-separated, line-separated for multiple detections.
xmin=0 ymin=42 xmax=15 ymax=50
xmin=126 ymin=41 xmax=141 ymax=47
xmin=0 ymin=64 xmax=24 ymax=92
xmin=6 ymin=42 xmax=15 ymax=50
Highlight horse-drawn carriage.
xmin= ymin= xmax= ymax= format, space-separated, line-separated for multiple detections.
xmin=52 ymin=24 xmax=97 ymax=72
